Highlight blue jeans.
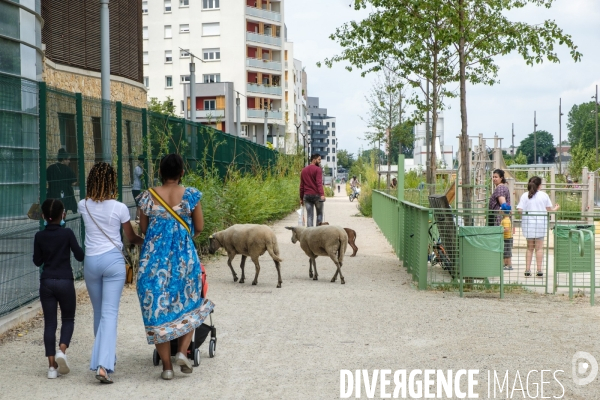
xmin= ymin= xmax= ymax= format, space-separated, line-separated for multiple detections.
xmin=40 ymin=278 xmax=76 ymax=356
xmin=84 ymin=248 xmax=125 ymax=373
xmin=304 ymin=194 xmax=324 ymax=227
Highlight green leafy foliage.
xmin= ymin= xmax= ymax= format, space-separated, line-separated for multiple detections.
xmin=567 ymin=101 xmax=598 ymax=148
xmin=337 ymin=149 xmax=355 ymax=170
xmin=569 ymin=143 xmax=599 ymax=178
xmin=517 ymin=130 xmax=557 ymax=164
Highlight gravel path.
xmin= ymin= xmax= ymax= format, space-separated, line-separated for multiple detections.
xmin=1 ymin=189 xmax=600 ymax=399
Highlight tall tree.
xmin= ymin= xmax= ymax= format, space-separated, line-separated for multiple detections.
xmin=567 ymin=101 xmax=597 ymax=148
xmin=450 ymin=0 xmax=581 ymax=210
xmin=322 ymin=1 xmax=458 ymax=191
xmin=337 ymin=149 xmax=355 ymax=170
xmin=517 ymin=130 xmax=557 ymax=164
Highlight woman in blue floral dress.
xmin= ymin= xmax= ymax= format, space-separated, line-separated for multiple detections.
xmin=136 ymin=154 xmax=214 ymax=380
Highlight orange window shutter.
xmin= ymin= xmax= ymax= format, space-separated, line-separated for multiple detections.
xmin=216 ymin=96 xmax=225 ymax=109
xmin=187 ymin=97 xmax=191 ymax=110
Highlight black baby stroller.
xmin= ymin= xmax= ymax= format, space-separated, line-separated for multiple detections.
xmin=152 ymin=263 xmax=216 ymax=367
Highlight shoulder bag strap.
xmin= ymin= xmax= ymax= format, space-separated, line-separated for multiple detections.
xmin=84 ymin=200 xmax=128 ymax=259
xmin=148 ymin=188 xmax=191 ymax=235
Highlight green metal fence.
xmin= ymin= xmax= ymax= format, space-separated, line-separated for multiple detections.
xmin=0 ymin=82 xmax=279 ymax=317
xmin=373 ymin=189 xmax=600 ymax=302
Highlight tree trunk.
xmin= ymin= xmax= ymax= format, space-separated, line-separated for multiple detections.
xmin=458 ymin=0 xmax=472 ymax=223
xmin=430 ymin=50 xmax=438 ymax=195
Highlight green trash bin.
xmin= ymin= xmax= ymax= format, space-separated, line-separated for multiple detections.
xmin=554 ymin=225 xmax=595 ymax=274
xmin=458 ymin=226 xmax=504 ymax=297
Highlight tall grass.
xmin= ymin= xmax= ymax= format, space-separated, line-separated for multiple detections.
xmin=183 ymin=154 xmax=302 ymax=252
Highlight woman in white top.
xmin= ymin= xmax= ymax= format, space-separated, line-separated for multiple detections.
xmin=516 ymin=176 xmax=559 ymax=278
xmin=78 ymin=162 xmax=143 ymax=383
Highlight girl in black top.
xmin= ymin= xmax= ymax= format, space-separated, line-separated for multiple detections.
xmin=33 ymin=199 xmax=84 ymax=379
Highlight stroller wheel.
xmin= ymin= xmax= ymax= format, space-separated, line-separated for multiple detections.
xmin=209 ymin=338 xmax=216 ymax=358
xmin=193 ymin=348 xmax=201 ymax=367
xmin=152 ymin=349 xmax=160 ymax=366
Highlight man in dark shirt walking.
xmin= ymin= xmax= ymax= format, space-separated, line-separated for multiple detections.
xmin=300 ymin=154 xmax=325 ymax=226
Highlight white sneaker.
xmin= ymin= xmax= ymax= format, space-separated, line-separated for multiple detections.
xmin=175 ymin=352 xmax=193 ymax=374
xmin=55 ymin=350 xmax=70 ymax=375
xmin=48 ymin=367 xmax=59 ymax=379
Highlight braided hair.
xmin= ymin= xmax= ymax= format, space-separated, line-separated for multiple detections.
xmin=41 ymin=198 xmax=64 ymax=223
xmin=86 ymin=162 xmax=118 ymax=201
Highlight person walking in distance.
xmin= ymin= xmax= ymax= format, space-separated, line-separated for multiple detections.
xmin=300 ymin=154 xmax=325 ymax=226
xmin=33 ymin=199 xmax=84 ymax=379
xmin=131 ymin=155 xmax=145 ymax=220
xmin=78 ymin=162 xmax=144 ymax=383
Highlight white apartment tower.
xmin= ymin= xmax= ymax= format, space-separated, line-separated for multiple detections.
xmin=142 ymin=0 xmax=286 ymax=145
xmin=283 ymin=40 xmax=308 ymax=154
xmin=307 ymin=97 xmax=337 ymax=175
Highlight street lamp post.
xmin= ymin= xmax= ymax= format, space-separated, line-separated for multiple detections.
xmin=594 ymin=85 xmax=598 ymax=163
xmin=264 ymin=110 xmax=268 ymax=145
xmin=534 ymin=111 xmax=538 ymax=164
xmin=307 ymin=137 xmax=312 ymax=160
xmin=559 ymin=98 xmax=563 ymax=175
xmin=294 ymin=122 xmax=304 ymax=164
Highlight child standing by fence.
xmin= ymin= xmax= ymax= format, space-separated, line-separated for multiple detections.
xmin=501 ymin=210 xmax=513 ymax=271
xmin=33 ymin=199 xmax=84 ymax=379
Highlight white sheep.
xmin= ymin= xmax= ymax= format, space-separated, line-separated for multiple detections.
xmin=285 ymin=225 xmax=348 ymax=284
xmin=208 ymin=224 xmax=283 ymax=288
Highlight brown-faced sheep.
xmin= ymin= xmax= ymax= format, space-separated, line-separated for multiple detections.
xmin=208 ymin=224 xmax=283 ymax=288
xmin=285 ymin=225 xmax=348 ymax=284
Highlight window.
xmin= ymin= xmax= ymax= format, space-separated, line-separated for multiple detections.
xmin=332 ymin=139 xmax=335 ymax=145
xmin=180 ymin=49 xmax=190 ymax=58
xmin=181 ymin=100 xmax=184 ymax=111
xmin=165 ymin=76 xmax=173 ymax=88
xmin=180 ymin=75 xmax=190 ymax=83
xmin=142 ymin=1 xmax=148 ymax=13
xmin=333 ymin=156 xmax=336 ymax=162
xmin=164 ymin=25 xmax=172 ymax=38
xmin=327 ymin=156 xmax=330 ymax=162
xmin=240 ymin=125 xmax=248 ymax=137
xmin=164 ymin=0 xmax=171 ymax=12
xmin=202 ymin=0 xmax=219 ymax=9
xmin=332 ymin=122 xmax=336 ymax=128
xmin=144 ymin=76 xmax=149 ymax=87
xmin=143 ymin=26 xmax=148 ymax=39
xmin=204 ymin=100 xmax=216 ymax=110
xmin=332 ymin=148 xmax=336 ymax=153
xmin=202 ymin=22 xmax=220 ymax=36
xmin=203 ymin=74 xmax=221 ymax=83
xmin=326 ymin=122 xmax=330 ymax=127
xmin=143 ymin=52 xmax=148 ymax=64
xmin=332 ymin=131 xmax=335 ymax=136
xmin=202 ymin=48 xmax=220 ymax=61
xmin=165 ymin=50 xmax=172 ymax=62
xmin=180 ymin=24 xmax=190 ymax=33
xmin=180 ymin=0 xmax=189 ymax=6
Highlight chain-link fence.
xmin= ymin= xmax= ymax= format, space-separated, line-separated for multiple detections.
xmin=0 ymin=82 xmax=280 ymax=317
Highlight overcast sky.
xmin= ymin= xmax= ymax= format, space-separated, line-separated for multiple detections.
xmin=284 ymin=0 xmax=600 ymax=158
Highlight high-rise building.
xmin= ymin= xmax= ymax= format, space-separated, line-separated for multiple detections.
xmin=143 ymin=0 xmax=286 ymax=145
xmin=283 ymin=41 xmax=308 ymax=154
xmin=307 ymin=97 xmax=337 ymax=175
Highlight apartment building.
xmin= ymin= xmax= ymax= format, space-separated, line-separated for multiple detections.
xmin=143 ymin=0 xmax=286 ymax=145
xmin=283 ymin=40 xmax=308 ymax=154
xmin=307 ymin=97 xmax=337 ymax=174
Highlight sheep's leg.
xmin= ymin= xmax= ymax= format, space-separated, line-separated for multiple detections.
xmin=330 ymin=258 xmax=345 ymax=284
xmin=251 ymin=257 xmax=260 ymax=285
xmin=239 ymin=255 xmax=247 ymax=284
xmin=308 ymin=259 xmax=313 ymax=278
xmin=227 ymin=255 xmax=238 ymax=282
xmin=312 ymin=257 xmax=319 ymax=281
xmin=274 ymin=260 xmax=282 ymax=288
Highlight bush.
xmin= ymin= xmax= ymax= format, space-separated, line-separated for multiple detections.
xmin=324 ymin=186 xmax=334 ymax=197
xmin=183 ymin=154 xmax=302 ymax=253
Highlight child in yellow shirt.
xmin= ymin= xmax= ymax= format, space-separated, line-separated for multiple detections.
xmin=501 ymin=212 xmax=513 ymax=270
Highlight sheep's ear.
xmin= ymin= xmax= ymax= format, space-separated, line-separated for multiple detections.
xmin=285 ymin=226 xmax=294 ymax=231
xmin=209 ymin=234 xmax=214 ymax=239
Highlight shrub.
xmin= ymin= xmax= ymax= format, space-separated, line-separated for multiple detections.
xmin=324 ymin=186 xmax=334 ymax=197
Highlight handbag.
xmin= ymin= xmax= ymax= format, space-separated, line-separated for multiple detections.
xmin=84 ymin=200 xmax=134 ymax=284
xmin=28 ymin=203 xmax=42 ymax=220
xmin=149 ymin=188 xmax=208 ymax=297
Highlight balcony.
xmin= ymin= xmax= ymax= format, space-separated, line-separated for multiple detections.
xmin=311 ymin=124 xmax=327 ymax=131
xmin=247 ymin=83 xmax=282 ymax=96
xmin=246 ymin=57 xmax=282 ymax=71
xmin=248 ymin=109 xmax=282 ymax=120
xmin=246 ymin=32 xmax=282 ymax=47
xmin=190 ymin=109 xmax=225 ymax=119
xmin=246 ymin=6 xmax=281 ymax=23
xmin=311 ymin=133 xmax=328 ymax=140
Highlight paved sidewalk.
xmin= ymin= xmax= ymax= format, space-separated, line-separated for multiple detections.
xmin=1 ymin=189 xmax=600 ymax=399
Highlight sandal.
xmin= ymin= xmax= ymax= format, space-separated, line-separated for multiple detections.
xmin=95 ymin=366 xmax=113 ymax=384
xmin=536 ymin=271 xmax=543 ymax=277
xmin=524 ymin=270 xmax=531 ymax=277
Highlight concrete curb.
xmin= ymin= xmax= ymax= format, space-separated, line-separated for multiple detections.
xmin=0 ymin=280 xmax=88 ymax=337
